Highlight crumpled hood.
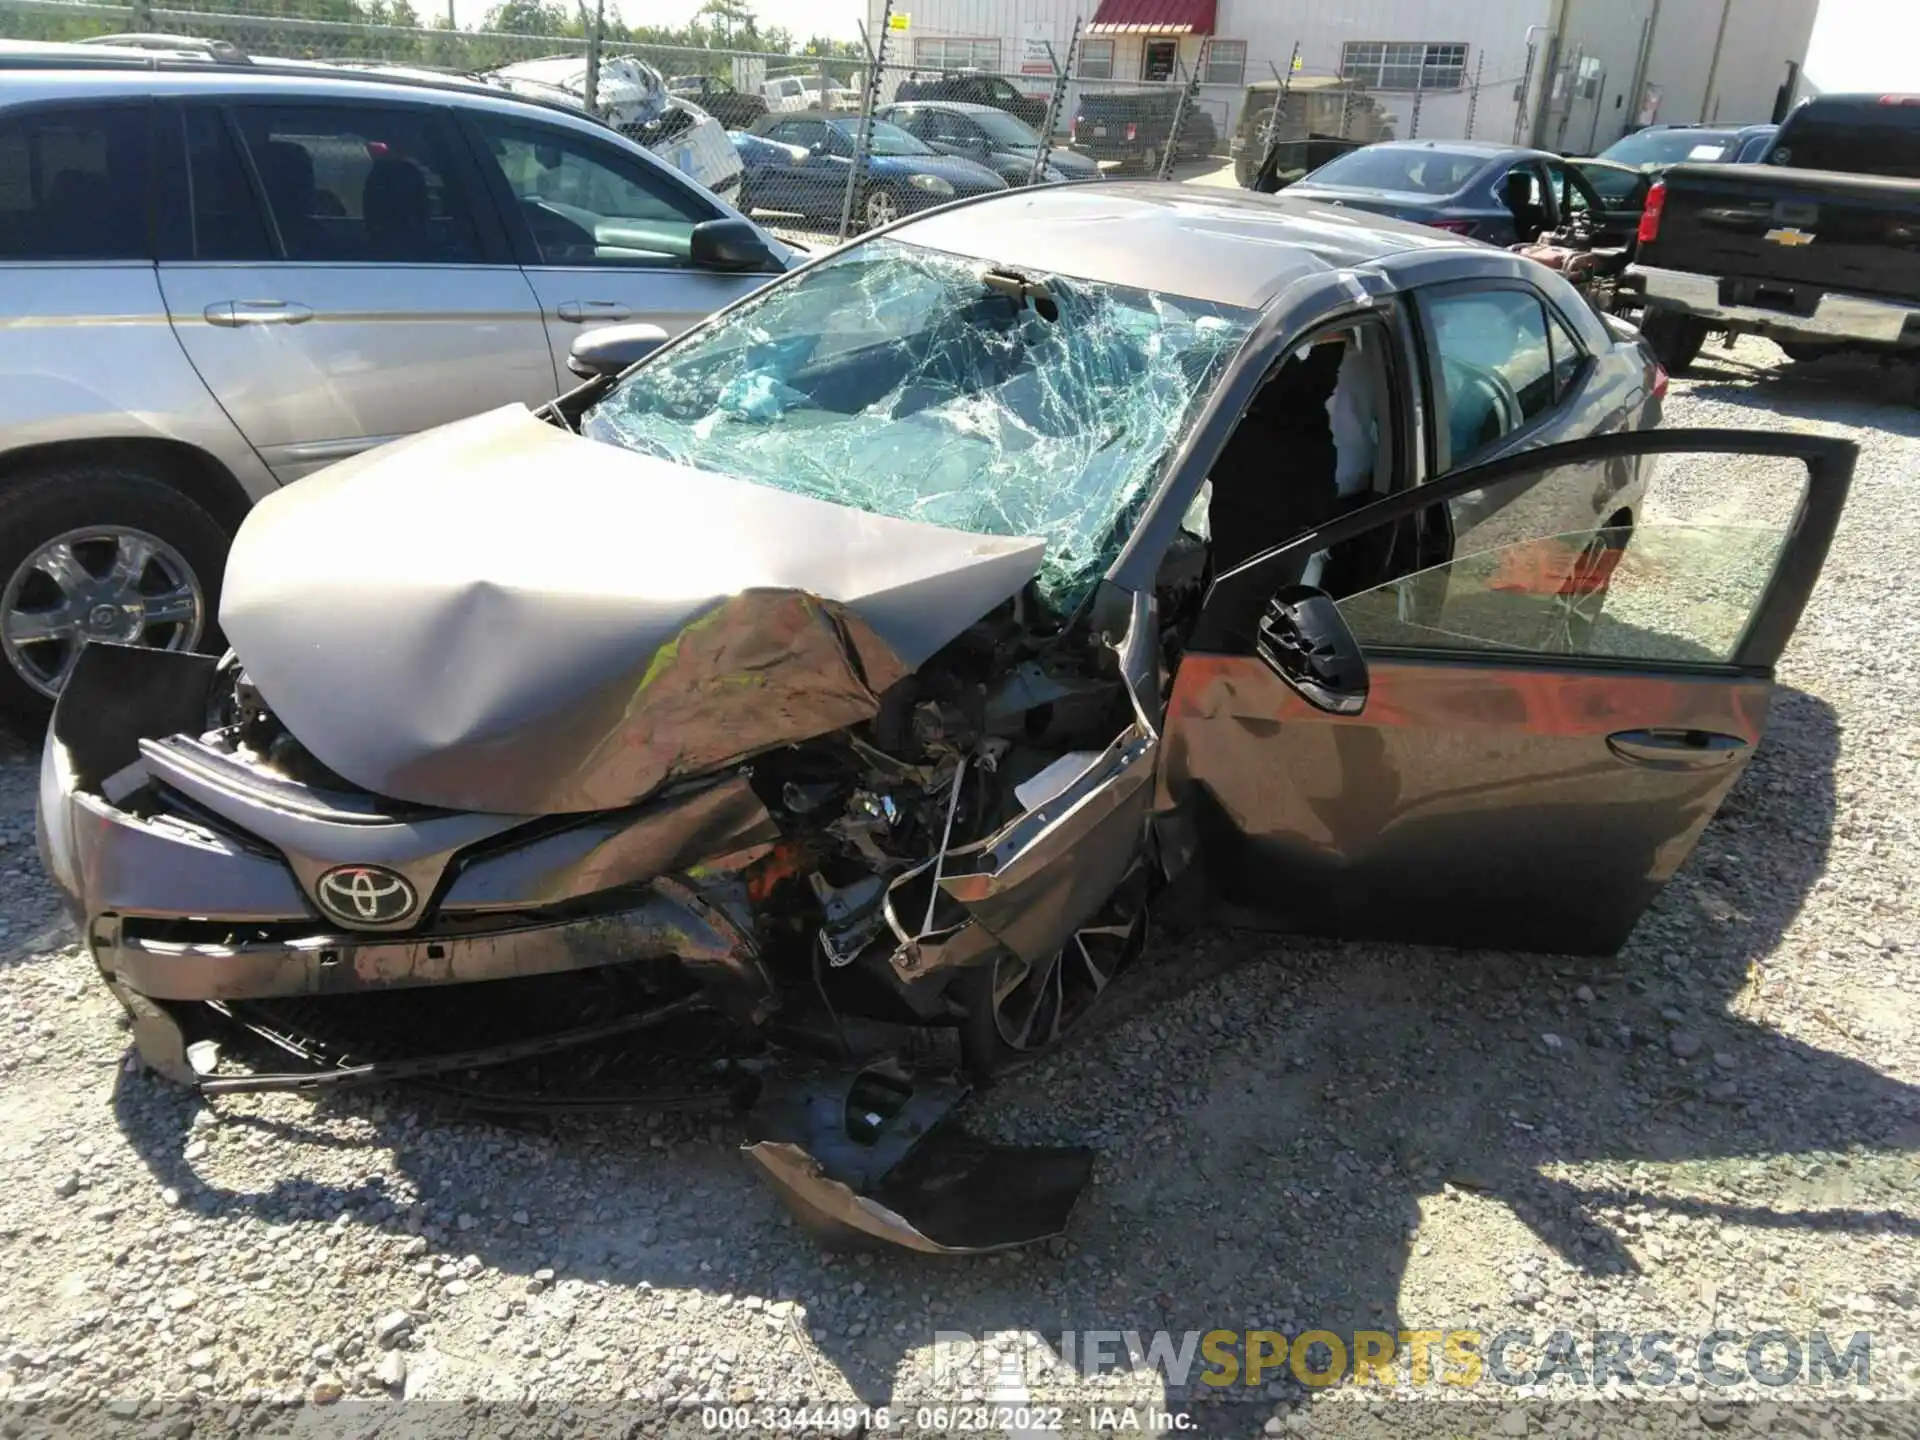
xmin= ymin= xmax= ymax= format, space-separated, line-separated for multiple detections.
xmin=221 ymin=406 xmax=1044 ymax=816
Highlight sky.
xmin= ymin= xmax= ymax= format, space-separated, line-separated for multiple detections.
xmin=448 ymin=0 xmax=866 ymax=42
xmin=1803 ymin=0 xmax=1920 ymax=92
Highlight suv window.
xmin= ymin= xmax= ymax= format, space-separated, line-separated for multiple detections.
xmin=0 ymin=102 xmax=149 ymax=261
xmin=182 ymin=107 xmax=273 ymax=261
xmin=473 ymin=115 xmax=714 ymax=267
xmin=1771 ymin=103 xmax=1920 ymax=178
xmin=1422 ymin=288 xmax=1558 ymax=469
xmin=228 ymin=103 xmax=481 ymax=264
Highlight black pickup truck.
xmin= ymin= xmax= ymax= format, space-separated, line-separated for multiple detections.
xmin=1624 ymin=93 xmax=1920 ymax=372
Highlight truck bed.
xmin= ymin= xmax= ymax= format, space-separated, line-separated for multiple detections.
xmin=1639 ymin=162 xmax=1920 ymax=307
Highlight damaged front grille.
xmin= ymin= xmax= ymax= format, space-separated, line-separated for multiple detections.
xmin=204 ymin=964 xmax=761 ymax=1113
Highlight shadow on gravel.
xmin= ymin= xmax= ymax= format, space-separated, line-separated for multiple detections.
xmin=1683 ymin=346 xmax=1920 ymax=426
xmin=100 ymin=682 xmax=1920 ymax=1433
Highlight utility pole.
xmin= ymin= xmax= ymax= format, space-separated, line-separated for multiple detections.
xmin=1528 ymin=0 xmax=1569 ymax=148
xmin=1699 ymin=0 xmax=1733 ymax=122
xmin=1465 ymin=49 xmax=1483 ymax=139
xmin=1028 ymin=21 xmax=1081 ymax=187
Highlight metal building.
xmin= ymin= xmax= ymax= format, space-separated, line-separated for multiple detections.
xmin=865 ymin=0 xmax=1821 ymax=152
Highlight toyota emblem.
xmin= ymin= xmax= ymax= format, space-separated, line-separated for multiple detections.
xmin=315 ymin=865 xmax=417 ymax=925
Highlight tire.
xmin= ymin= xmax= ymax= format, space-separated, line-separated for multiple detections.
xmin=862 ymin=187 xmax=902 ymax=232
xmin=955 ymin=908 xmax=1146 ymax=1080
xmin=0 ymin=465 xmax=232 ymax=729
xmin=1639 ymin=308 xmax=1710 ymax=375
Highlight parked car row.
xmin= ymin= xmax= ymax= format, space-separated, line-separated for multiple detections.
xmin=730 ymin=105 xmax=1101 ymax=231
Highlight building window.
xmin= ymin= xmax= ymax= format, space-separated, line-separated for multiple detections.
xmin=1077 ymin=37 xmax=1115 ymax=79
xmin=1340 ymin=41 xmax=1469 ymax=92
xmin=915 ymin=37 xmax=1002 ymax=72
xmin=1202 ymin=39 xmax=1246 ymax=87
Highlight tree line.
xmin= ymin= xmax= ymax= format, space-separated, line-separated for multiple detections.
xmin=0 ymin=0 xmax=866 ymax=70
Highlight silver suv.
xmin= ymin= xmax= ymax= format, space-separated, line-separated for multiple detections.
xmin=0 ymin=50 xmax=791 ymax=723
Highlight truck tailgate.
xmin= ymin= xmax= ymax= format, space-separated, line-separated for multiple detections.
xmin=1642 ymin=163 xmax=1920 ymax=303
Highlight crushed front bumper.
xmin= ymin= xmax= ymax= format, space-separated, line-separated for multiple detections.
xmin=38 ymin=644 xmax=781 ymax=1039
xmin=36 ymin=644 xmax=1096 ymax=1253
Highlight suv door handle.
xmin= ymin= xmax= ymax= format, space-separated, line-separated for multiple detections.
xmin=555 ymin=300 xmax=633 ymax=323
xmin=205 ymin=301 xmax=314 ymax=327
xmin=1606 ymin=729 xmax=1751 ymax=770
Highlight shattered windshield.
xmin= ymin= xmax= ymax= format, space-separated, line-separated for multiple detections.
xmin=582 ymin=238 xmax=1254 ymax=614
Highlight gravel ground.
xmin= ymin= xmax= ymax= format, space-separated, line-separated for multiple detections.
xmin=0 ymin=338 xmax=1916 ymax=1437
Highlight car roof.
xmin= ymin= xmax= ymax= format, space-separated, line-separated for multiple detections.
xmin=0 ymin=58 xmax=622 ymax=134
xmin=1349 ymin=139 xmax=1555 ymax=162
xmin=892 ymin=182 xmax=1467 ymax=310
xmin=752 ymin=109 xmax=875 ymax=131
xmin=1639 ymin=121 xmax=1773 ymax=134
xmin=884 ymin=100 xmax=1003 ymax=115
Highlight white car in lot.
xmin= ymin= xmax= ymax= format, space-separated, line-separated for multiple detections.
xmin=761 ymin=74 xmax=859 ymax=113
xmin=484 ymin=55 xmax=744 ymax=201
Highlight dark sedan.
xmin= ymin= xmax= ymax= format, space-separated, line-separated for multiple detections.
xmin=734 ymin=113 xmax=1007 ymax=230
xmin=666 ymin=73 xmax=768 ymax=131
xmin=890 ymin=69 xmax=1049 ymax=131
xmin=1285 ymin=140 xmax=1609 ymax=246
xmin=878 ymin=100 xmax=1099 ymax=185
xmin=1596 ymin=123 xmax=1778 ymax=168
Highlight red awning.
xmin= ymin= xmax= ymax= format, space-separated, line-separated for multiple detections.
xmin=1086 ymin=0 xmax=1216 ymax=35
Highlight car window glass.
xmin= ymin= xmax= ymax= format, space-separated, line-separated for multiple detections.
xmin=1771 ymin=111 xmax=1920 ymax=178
xmin=1306 ymin=146 xmax=1486 ymax=196
xmin=1424 ymin=289 xmax=1557 ymax=469
xmin=1578 ymin=163 xmax=1642 ymax=204
xmin=1548 ymin=163 xmax=1589 ymax=217
xmin=0 ymin=102 xmax=149 ymax=261
xmin=228 ymin=104 xmax=479 ymax=264
xmin=1336 ymin=449 xmax=1810 ymax=663
xmin=182 ymin=107 xmax=273 ymax=261
xmin=582 ymin=237 xmax=1256 ymax=617
xmin=1545 ymin=307 xmax=1585 ymax=398
xmin=474 ymin=116 xmax=712 ymax=268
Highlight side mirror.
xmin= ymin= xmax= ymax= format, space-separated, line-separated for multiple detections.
xmin=1255 ymin=585 xmax=1369 ymax=715
xmin=566 ymin=321 xmax=670 ymax=379
xmin=689 ymin=216 xmax=782 ymax=272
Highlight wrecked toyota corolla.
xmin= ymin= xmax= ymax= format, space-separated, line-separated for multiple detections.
xmin=37 ymin=185 xmax=1854 ymax=1253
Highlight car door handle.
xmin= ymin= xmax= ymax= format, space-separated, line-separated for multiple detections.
xmin=205 ymin=301 xmax=313 ymax=327
xmin=555 ymin=300 xmax=633 ymax=323
xmin=1606 ymin=729 xmax=1751 ymax=770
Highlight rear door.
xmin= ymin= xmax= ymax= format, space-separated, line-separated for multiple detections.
xmin=459 ymin=109 xmax=774 ymax=378
xmin=1162 ymin=428 xmax=1852 ymax=955
xmin=155 ymin=96 xmax=553 ymax=483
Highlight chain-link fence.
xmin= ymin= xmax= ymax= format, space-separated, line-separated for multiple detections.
xmin=0 ymin=0 xmax=1549 ymax=245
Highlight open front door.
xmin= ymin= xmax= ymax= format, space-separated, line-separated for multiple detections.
xmin=1160 ymin=429 xmax=1854 ymax=955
